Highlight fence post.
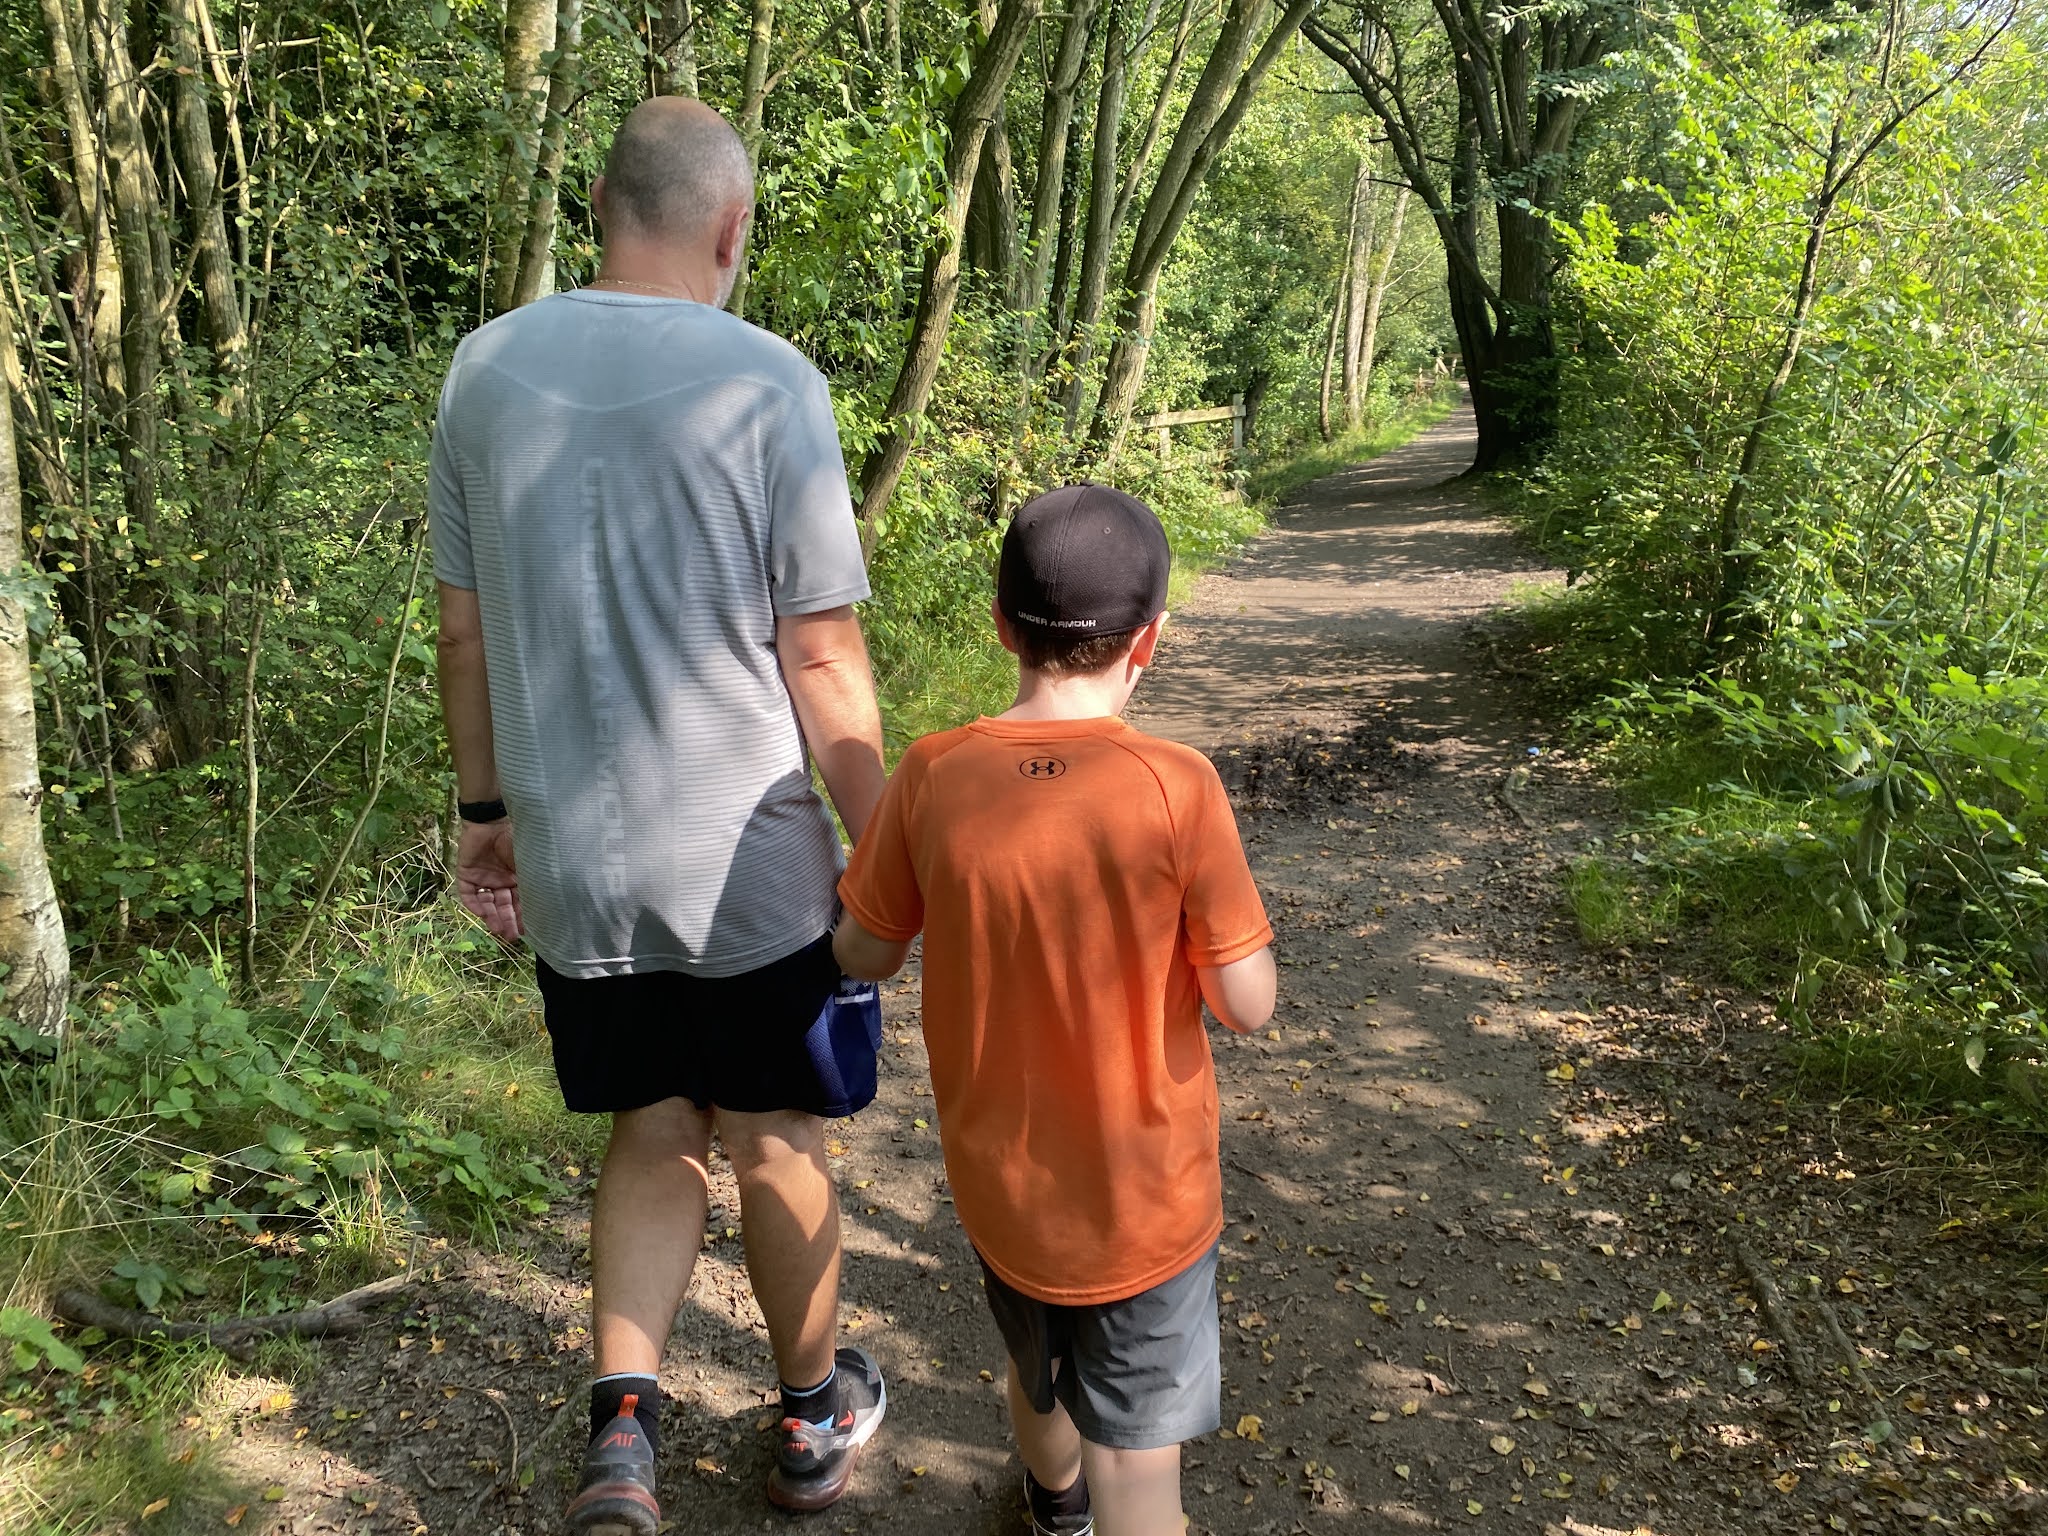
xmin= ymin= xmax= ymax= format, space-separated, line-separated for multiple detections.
xmin=1231 ymin=393 xmax=1244 ymax=454
xmin=1157 ymin=424 xmax=1171 ymax=465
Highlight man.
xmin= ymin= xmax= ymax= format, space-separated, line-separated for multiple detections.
xmin=428 ymin=98 xmax=888 ymax=1533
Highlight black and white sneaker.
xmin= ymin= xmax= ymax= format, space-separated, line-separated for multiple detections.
xmin=565 ymin=1394 xmax=660 ymax=1536
xmin=765 ymin=1346 xmax=887 ymax=1511
xmin=1025 ymin=1468 xmax=1094 ymax=1535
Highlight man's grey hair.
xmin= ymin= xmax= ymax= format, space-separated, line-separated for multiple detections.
xmin=602 ymin=97 xmax=753 ymax=240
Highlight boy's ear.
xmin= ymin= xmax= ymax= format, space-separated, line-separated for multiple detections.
xmin=1128 ymin=611 xmax=1169 ymax=669
xmin=591 ymin=174 xmax=608 ymax=228
xmin=990 ymin=599 xmax=1023 ymax=658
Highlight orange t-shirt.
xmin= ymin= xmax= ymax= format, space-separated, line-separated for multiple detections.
xmin=838 ymin=715 xmax=1272 ymax=1305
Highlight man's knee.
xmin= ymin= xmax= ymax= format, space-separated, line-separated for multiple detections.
xmin=717 ymin=1108 xmax=827 ymax=1179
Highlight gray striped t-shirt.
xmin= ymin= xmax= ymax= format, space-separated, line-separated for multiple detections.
xmin=428 ymin=291 xmax=870 ymax=978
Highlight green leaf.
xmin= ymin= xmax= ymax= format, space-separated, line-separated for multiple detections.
xmin=265 ymin=1124 xmax=307 ymax=1156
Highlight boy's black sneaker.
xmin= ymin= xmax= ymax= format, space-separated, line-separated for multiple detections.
xmin=1025 ymin=1468 xmax=1094 ymax=1535
xmin=565 ymin=1394 xmax=660 ymax=1536
xmin=765 ymin=1346 xmax=887 ymax=1511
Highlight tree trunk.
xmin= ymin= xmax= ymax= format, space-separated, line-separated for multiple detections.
xmin=1340 ymin=156 xmax=1375 ymax=431
xmin=1355 ymin=183 xmax=1409 ymax=409
xmin=1305 ymin=10 xmax=1606 ymax=473
xmin=510 ymin=0 xmax=584 ymax=310
xmin=725 ymin=0 xmax=778 ymax=317
xmin=35 ymin=0 xmax=126 ymax=430
xmin=1018 ymin=0 xmax=1101 ymax=329
xmin=167 ymin=0 xmax=246 ymax=402
xmin=1041 ymin=91 xmax=1090 ymax=356
xmin=1319 ymin=166 xmax=1364 ymax=442
xmin=883 ymin=0 xmax=902 ymax=83
xmin=965 ymin=108 xmax=1018 ymax=285
xmin=1060 ymin=0 xmax=1130 ymax=433
xmin=0 ymin=307 xmax=70 ymax=1038
xmin=661 ymin=0 xmax=699 ymax=95
xmin=88 ymin=0 xmax=199 ymax=763
xmin=489 ymin=0 xmax=558 ymax=316
xmin=1089 ymin=0 xmax=1317 ymax=456
xmin=857 ymin=0 xmax=1045 ymax=526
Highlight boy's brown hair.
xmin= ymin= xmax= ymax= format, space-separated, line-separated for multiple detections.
xmin=1009 ymin=625 xmax=1139 ymax=677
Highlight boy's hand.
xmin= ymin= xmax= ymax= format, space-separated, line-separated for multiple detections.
xmin=1199 ymin=946 xmax=1277 ymax=1034
xmin=834 ymin=911 xmax=913 ymax=981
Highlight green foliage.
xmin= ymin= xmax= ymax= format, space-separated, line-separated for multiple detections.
xmin=1517 ymin=0 xmax=2048 ymax=1130
xmin=0 ymin=952 xmax=558 ymax=1326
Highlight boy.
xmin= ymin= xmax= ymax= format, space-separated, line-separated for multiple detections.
xmin=834 ymin=484 xmax=1277 ymax=1536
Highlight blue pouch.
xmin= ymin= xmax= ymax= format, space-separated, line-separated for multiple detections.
xmin=803 ymin=973 xmax=883 ymax=1117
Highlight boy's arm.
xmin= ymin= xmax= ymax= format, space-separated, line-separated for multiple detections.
xmin=1199 ymin=946 xmax=1277 ymax=1034
xmin=834 ymin=912 xmax=912 ymax=981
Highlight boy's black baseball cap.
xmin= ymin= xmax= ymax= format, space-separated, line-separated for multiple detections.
xmin=997 ymin=483 xmax=1171 ymax=637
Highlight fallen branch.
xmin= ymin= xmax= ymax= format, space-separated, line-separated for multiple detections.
xmin=1496 ymin=765 xmax=1541 ymax=830
xmin=450 ymin=1384 xmax=521 ymax=1519
xmin=1730 ymin=1239 xmax=1817 ymax=1389
xmin=54 ymin=1273 xmax=414 ymax=1362
xmin=1812 ymin=1293 xmax=1887 ymax=1413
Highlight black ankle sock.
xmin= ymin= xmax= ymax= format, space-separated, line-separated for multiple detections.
xmin=1027 ymin=1468 xmax=1090 ymax=1522
xmin=590 ymin=1374 xmax=662 ymax=1460
xmin=779 ymin=1368 xmax=840 ymax=1426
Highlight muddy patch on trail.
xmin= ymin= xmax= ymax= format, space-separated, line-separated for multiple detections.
xmin=1211 ymin=705 xmax=1435 ymax=815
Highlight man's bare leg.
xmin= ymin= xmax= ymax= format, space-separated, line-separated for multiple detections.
xmin=720 ymin=1107 xmax=884 ymax=1511
xmin=572 ymin=1097 xmax=714 ymax=1534
xmin=716 ymin=1107 xmax=840 ymax=1388
xmin=592 ymin=1097 xmax=716 ymax=1374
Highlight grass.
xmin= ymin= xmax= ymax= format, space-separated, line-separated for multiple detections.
xmin=0 ymin=1337 xmax=265 ymax=1536
xmin=1243 ymin=389 xmax=1458 ymax=507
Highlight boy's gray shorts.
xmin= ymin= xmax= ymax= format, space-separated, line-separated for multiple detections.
xmin=977 ymin=1243 xmax=1222 ymax=1451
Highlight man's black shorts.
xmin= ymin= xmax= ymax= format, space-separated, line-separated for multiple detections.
xmin=535 ymin=933 xmax=880 ymax=1118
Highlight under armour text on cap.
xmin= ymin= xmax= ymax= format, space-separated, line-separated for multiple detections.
xmin=996 ymin=483 xmax=1172 ymax=634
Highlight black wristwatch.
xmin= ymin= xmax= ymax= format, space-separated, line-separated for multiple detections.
xmin=458 ymin=797 xmax=509 ymax=824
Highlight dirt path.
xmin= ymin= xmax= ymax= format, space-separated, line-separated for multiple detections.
xmin=228 ymin=405 xmax=2046 ymax=1536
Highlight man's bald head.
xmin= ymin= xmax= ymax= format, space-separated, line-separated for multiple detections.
xmin=600 ymin=97 xmax=752 ymax=243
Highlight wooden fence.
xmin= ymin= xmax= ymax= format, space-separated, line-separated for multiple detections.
xmin=1135 ymin=395 xmax=1245 ymax=467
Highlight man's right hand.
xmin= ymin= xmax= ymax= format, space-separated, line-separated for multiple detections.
xmin=456 ymin=818 xmax=523 ymax=942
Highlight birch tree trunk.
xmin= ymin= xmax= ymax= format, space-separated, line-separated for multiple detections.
xmin=857 ymin=0 xmax=1045 ymax=525
xmin=1355 ymin=183 xmax=1409 ymax=410
xmin=1319 ymin=167 xmax=1364 ymax=441
xmin=0 ymin=310 xmax=70 ymax=1038
xmin=1340 ymin=157 xmax=1376 ymax=430
xmin=509 ymin=0 xmax=584 ymax=310
xmin=489 ymin=0 xmax=557 ymax=316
